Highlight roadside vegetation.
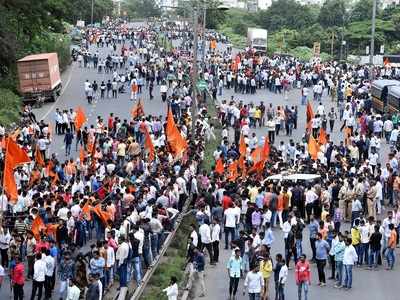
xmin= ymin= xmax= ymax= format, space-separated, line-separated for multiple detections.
xmin=0 ymin=0 xmax=113 ymax=125
xmin=183 ymin=0 xmax=400 ymax=61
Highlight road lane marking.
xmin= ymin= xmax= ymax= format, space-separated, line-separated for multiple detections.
xmin=41 ymin=63 xmax=75 ymax=120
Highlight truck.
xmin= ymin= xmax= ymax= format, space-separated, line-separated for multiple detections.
xmin=247 ymin=28 xmax=268 ymax=53
xmin=17 ymin=52 xmax=62 ymax=105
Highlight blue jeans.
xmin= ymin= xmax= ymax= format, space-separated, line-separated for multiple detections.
xmin=342 ymin=265 xmax=353 ymax=288
xmin=249 ymin=293 xmax=261 ymax=300
xmin=358 ymin=243 xmax=369 ymax=265
xmin=369 ymin=249 xmax=379 ymax=268
xmin=277 ymin=283 xmax=285 ymax=300
xmin=298 ymin=281 xmax=308 ymax=300
xmin=386 ymin=248 xmax=395 ymax=269
xmin=335 ymin=261 xmax=343 ymax=284
xmin=151 ymin=234 xmax=158 ymax=258
xmin=296 ymin=240 xmax=303 ymax=258
xmin=118 ymin=262 xmax=128 ymax=287
xmin=105 ymin=267 xmax=113 ymax=287
xmin=224 ymin=227 xmax=235 ymax=249
xmin=132 ymin=256 xmax=142 ymax=284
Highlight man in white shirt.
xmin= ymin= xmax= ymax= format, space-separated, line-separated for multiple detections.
xmin=31 ymin=253 xmax=46 ymax=300
xmin=190 ymin=224 xmax=199 ymax=247
xmin=44 ymin=249 xmax=55 ymax=298
xmin=105 ymin=243 xmax=115 ymax=289
xmin=211 ymin=218 xmax=221 ymax=263
xmin=342 ymin=237 xmax=358 ymax=289
xmin=199 ymin=220 xmax=214 ymax=264
xmin=224 ymin=204 xmax=238 ymax=249
xmin=66 ymin=280 xmax=81 ymax=300
xmin=244 ymin=264 xmax=264 ymax=299
xmin=116 ymin=236 xmax=130 ymax=288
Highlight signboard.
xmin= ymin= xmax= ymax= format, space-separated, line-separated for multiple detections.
xmin=313 ymin=42 xmax=320 ymax=57
xmin=76 ymin=20 xmax=85 ymax=27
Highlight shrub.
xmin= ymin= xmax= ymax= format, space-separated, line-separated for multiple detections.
xmin=0 ymin=88 xmax=21 ymax=126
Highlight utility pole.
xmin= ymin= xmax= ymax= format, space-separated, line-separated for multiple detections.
xmin=330 ymin=31 xmax=335 ymax=59
xmin=91 ymin=0 xmax=94 ymax=26
xmin=191 ymin=8 xmax=198 ymax=142
xmin=201 ymin=4 xmax=207 ymax=69
xmin=370 ymin=0 xmax=377 ymax=78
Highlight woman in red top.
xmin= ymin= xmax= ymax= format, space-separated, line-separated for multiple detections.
xmin=11 ymin=256 xmax=25 ymax=300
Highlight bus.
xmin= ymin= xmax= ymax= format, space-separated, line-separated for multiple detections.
xmin=371 ymin=79 xmax=400 ymax=112
xmin=388 ymin=85 xmax=400 ymax=113
xmin=383 ymin=55 xmax=400 ymax=67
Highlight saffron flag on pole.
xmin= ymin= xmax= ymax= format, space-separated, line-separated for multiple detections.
xmin=239 ymin=134 xmax=247 ymax=157
xmin=227 ymin=160 xmax=239 ymax=181
xmin=308 ymin=136 xmax=319 ymax=160
xmin=165 ymin=107 xmax=188 ymax=157
xmin=318 ymin=128 xmax=328 ymax=145
xmin=215 ymin=158 xmax=224 ymax=175
xmin=79 ymin=146 xmax=85 ymax=166
xmin=143 ymin=126 xmax=155 ymax=162
xmin=306 ymin=101 xmax=314 ymax=132
xmin=262 ymin=136 xmax=270 ymax=160
xmin=34 ymin=145 xmax=45 ymax=167
xmin=31 ymin=216 xmax=46 ymax=241
xmin=74 ymin=106 xmax=86 ymax=130
xmin=3 ymin=138 xmax=31 ymax=201
xmin=93 ymin=204 xmax=111 ymax=226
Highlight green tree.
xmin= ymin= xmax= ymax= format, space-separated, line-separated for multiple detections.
xmin=122 ymin=0 xmax=161 ymax=19
xmin=318 ymin=0 xmax=346 ymax=28
xmin=257 ymin=0 xmax=318 ymax=31
xmin=349 ymin=0 xmax=380 ymax=22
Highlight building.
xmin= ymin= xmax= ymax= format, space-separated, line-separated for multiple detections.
xmin=382 ymin=0 xmax=400 ymax=8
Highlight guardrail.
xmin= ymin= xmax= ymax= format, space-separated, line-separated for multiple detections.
xmin=129 ymin=200 xmax=193 ymax=300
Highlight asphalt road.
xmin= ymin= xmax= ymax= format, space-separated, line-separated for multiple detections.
xmin=22 ymin=29 xmax=396 ymax=300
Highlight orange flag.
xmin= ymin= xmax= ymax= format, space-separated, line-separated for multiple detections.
xmin=79 ymin=146 xmax=85 ymax=166
xmin=3 ymin=138 xmax=31 ymax=201
xmin=227 ymin=160 xmax=239 ymax=181
xmin=318 ymin=128 xmax=328 ymax=145
xmin=46 ymin=224 xmax=59 ymax=239
xmin=249 ymin=160 xmax=265 ymax=174
xmin=215 ymin=158 xmax=224 ymax=175
xmin=262 ymin=136 xmax=270 ymax=160
xmin=34 ymin=145 xmax=45 ymax=167
xmin=131 ymin=99 xmax=145 ymax=119
xmin=344 ymin=127 xmax=352 ymax=146
xmin=308 ymin=136 xmax=319 ymax=160
xmin=82 ymin=202 xmax=92 ymax=221
xmin=75 ymin=106 xmax=86 ymax=130
xmin=93 ymin=204 xmax=111 ymax=225
xmin=166 ymin=107 xmax=188 ymax=157
xmin=31 ymin=216 xmax=46 ymax=241
xmin=239 ymin=134 xmax=246 ymax=156
xmin=143 ymin=126 xmax=155 ymax=162
xmin=251 ymin=146 xmax=263 ymax=163
xmin=306 ymin=101 xmax=314 ymax=132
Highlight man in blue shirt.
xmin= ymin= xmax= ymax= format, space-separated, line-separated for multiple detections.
xmin=315 ymin=233 xmax=330 ymax=286
xmin=308 ymin=215 xmax=319 ymax=262
xmin=227 ymin=248 xmax=242 ymax=300
xmin=194 ymin=248 xmax=206 ymax=297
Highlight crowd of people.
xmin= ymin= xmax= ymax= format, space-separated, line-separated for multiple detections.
xmin=1 ymin=16 xmax=400 ymax=300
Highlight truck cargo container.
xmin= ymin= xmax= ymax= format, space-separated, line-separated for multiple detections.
xmin=17 ymin=52 xmax=62 ymax=105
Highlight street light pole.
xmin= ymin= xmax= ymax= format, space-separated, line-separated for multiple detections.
xmin=201 ymin=5 xmax=207 ymax=69
xmin=369 ymin=0 xmax=377 ymax=78
xmin=191 ymin=8 xmax=198 ymax=142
